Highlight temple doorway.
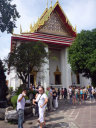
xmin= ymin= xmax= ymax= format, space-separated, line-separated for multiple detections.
xmin=30 ymin=71 xmax=37 ymax=86
xmin=30 ymin=75 xmax=34 ymax=85
xmin=54 ymin=66 xmax=61 ymax=85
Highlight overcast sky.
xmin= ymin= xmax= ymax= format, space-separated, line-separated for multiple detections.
xmin=0 ymin=0 xmax=96 ymax=59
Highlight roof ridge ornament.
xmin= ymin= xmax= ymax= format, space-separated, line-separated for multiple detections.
xmin=12 ymin=28 xmax=14 ymax=34
xmin=24 ymin=0 xmax=76 ymax=36
xmin=75 ymin=25 xmax=77 ymax=32
xmin=46 ymin=0 xmax=48 ymax=9
xmin=50 ymin=0 xmax=52 ymax=8
xmin=30 ymin=24 xmax=33 ymax=32
xmin=57 ymin=0 xmax=59 ymax=3
xmin=20 ymin=24 xmax=22 ymax=34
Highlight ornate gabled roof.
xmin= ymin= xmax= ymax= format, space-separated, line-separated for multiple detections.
xmin=24 ymin=1 xmax=76 ymax=37
xmin=11 ymin=1 xmax=77 ymax=51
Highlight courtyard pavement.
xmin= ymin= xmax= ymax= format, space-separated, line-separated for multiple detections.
xmin=0 ymin=99 xmax=96 ymax=128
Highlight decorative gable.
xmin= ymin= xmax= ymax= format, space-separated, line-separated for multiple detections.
xmin=21 ymin=1 xmax=76 ymax=37
xmin=38 ymin=10 xmax=71 ymax=36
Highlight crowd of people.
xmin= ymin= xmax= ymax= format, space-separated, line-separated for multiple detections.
xmin=46 ymin=85 xmax=96 ymax=106
xmin=16 ymin=85 xmax=96 ymax=128
xmin=68 ymin=86 xmax=96 ymax=105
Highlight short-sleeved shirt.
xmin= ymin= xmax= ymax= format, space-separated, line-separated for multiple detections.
xmin=48 ymin=89 xmax=52 ymax=98
xmin=36 ymin=93 xmax=48 ymax=108
xmin=68 ymin=88 xmax=72 ymax=95
xmin=88 ymin=88 xmax=92 ymax=94
xmin=80 ymin=90 xmax=83 ymax=94
xmin=17 ymin=94 xmax=25 ymax=111
xmin=75 ymin=89 xmax=78 ymax=94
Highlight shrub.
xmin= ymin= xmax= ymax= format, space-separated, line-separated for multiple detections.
xmin=9 ymin=86 xmax=13 ymax=91
xmin=11 ymin=95 xmax=18 ymax=109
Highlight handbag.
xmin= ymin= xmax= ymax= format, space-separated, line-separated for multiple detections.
xmin=34 ymin=94 xmax=42 ymax=106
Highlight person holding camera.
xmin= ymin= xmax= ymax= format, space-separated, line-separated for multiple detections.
xmin=33 ymin=86 xmax=48 ymax=128
xmin=17 ymin=88 xmax=27 ymax=128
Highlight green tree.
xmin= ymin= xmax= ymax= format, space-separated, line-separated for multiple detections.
xmin=6 ymin=41 xmax=48 ymax=85
xmin=0 ymin=0 xmax=20 ymax=33
xmin=0 ymin=59 xmax=8 ymax=101
xmin=68 ymin=29 xmax=96 ymax=87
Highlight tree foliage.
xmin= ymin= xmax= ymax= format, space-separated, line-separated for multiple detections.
xmin=0 ymin=59 xmax=8 ymax=101
xmin=68 ymin=29 xmax=96 ymax=86
xmin=0 ymin=0 xmax=20 ymax=33
xmin=6 ymin=41 xmax=48 ymax=84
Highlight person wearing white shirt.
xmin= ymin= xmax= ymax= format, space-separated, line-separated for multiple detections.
xmin=33 ymin=86 xmax=48 ymax=128
xmin=17 ymin=88 xmax=27 ymax=128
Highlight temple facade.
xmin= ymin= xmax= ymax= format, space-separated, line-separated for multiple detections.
xmin=7 ymin=1 xmax=91 ymax=90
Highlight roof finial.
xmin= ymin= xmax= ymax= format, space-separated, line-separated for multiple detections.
xmin=75 ymin=25 xmax=77 ymax=32
xmin=57 ymin=0 xmax=59 ymax=3
xmin=20 ymin=24 xmax=22 ymax=34
xmin=46 ymin=0 xmax=48 ymax=8
xmin=12 ymin=28 xmax=14 ymax=34
xmin=50 ymin=0 xmax=52 ymax=7
xmin=30 ymin=24 xmax=33 ymax=32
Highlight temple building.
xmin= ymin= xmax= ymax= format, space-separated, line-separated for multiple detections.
xmin=7 ymin=1 xmax=91 ymax=90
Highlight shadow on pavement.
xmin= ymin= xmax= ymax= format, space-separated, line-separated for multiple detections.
xmin=31 ymin=122 xmax=69 ymax=128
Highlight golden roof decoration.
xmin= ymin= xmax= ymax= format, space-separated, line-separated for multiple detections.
xmin=56 ymin=66 xmax=60 ymax=72
xmin=75 ymin=25 xmax=77 ymax=32
xmin=50 ymin=0 xmax=52 ymax=8
xmin=29 ymin=2 xmax=57 ymax=33
xmin=20 ymin=24 xmax=22 ymax=34
xmin=12 ymin=28 xmax=14 ymax=34
xmin=30 ymin=24 xmax=33 ymax=32
xmin=22 ymin=1 xmax=76 ymax=34
xmin=46 ymin=0 xmax=48 ymax=9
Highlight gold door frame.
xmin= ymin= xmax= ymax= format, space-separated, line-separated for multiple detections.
xmin=30 ymin=70 xmax=37 ymax=86
xmin=54 ymin=66 xmax=61 ymax=84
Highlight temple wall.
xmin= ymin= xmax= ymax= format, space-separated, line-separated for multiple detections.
xmin=49 ymin=49 xmax=61 ymax=85
xmin=7 ymin=48 xmax=91 ymax=90
xmin=80 ymin=74 xmax=91 ymax=87
xmin=39 ymin=47 xmax=49 ymax=89
xmin=71 ymin=72 xmax=77 ymax=85
xmin=48 ymin=48 xmax=72 ymax=89
xmin=7 ymin=68 xmax=21 ymax=90
xmin=71 ymin=72 xmax=91 ymax=87
xmin=60 ymin=48 xmax=72 ymax=89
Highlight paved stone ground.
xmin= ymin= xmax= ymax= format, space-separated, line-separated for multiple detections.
xmin=0 ymin=99 xmax=96 ymax=128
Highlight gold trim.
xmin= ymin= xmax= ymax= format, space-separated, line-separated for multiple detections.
xmin=54 ymin=66 xmax=61 ymax=84
xmin=46 ymin=0 xmax=48 ymax=9
xmin=50 ymin=0 xmax=52 ymax=7
xmin=30 ymin=24 xmax=33 ymax=32
xmin=54 ymin=66 xmax=61 ymax=75
xmin=20 ymin=24 xmax=22 ymax=34
xmin=75 ymin=25 xmax=77 ymax=32
xmin=30 ymin=70 xmax=37 ymax=86
xmin=21 ymin=1 xmax=76 ymax=34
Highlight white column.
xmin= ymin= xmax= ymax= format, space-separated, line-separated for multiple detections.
xmin=60 ymin=48 xmax=72 ymax=89
xmin=41 ymin=47 xmax=49 ymax=90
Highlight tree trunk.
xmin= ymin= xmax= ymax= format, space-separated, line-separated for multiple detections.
xmin=17 ymin=73 xmax=28 ymax=85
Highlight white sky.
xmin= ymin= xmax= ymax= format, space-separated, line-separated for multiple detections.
xmin=0 ymin=0 xmax=96 ymax=59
